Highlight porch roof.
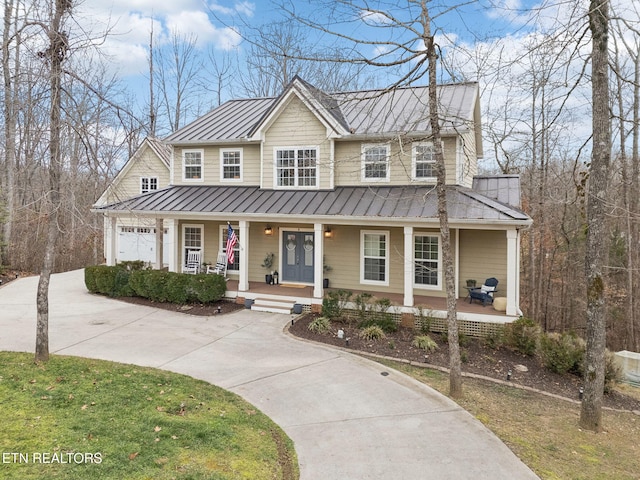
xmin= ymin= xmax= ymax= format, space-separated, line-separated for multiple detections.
xmin=95 ymin=185 xmax=532 ymax=226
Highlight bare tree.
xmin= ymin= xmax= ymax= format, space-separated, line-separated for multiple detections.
xmin=580 ymin=0 xmax=611 ymax=432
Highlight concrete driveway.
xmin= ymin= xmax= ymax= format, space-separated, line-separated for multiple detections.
xmin=0 ymin=270 xmax=539 ymax=479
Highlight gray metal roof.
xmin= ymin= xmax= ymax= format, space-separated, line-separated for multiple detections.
xmin=96 ymin=184 xmax=531 ymax=224
xmin=165 ymin=78 xmax=479 ymax=144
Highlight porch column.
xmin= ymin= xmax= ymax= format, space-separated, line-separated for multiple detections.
xmin=506 ymin=229 xmax=518 ymax=316
xmin=239 ymin=221 xmax=250 ymax=292
xmin=314 ymin=223 xmax=324 ymax=299
xmin=404 ymin=226 xmax=414 ymax=307
xmin=155 ymin=218 xmax=164 ymax=270
xmin=164 ymin=219 xmax=179 ymax=272
xmin=105 ymin=215 xmax=117 ymax=266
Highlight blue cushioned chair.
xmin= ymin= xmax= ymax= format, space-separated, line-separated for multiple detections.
xmin=468 ymin=277 xmax=498 ymax=306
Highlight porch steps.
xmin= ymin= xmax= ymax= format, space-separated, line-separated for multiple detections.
xmin=251 ymin=298 xmax=295 ymax=314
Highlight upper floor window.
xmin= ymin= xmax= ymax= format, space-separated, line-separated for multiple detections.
xmin=183 ymin=149 xmax=203 ymax=181
xmin=362 ymin=144 xmax=390 ymax=182
xmin=275 ymin=148 xmax=317 ymax=188
xmin=221 ymin=148 xmax=242 ymax=181
xmin=413 ymin=142 xmax=437 ymax=181
xmin=140 ymin=177 xmax=158 ymax=194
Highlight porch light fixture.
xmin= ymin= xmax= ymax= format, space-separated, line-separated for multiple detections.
xmin=324 ymin=227 xmax=333 ymax=238
xmin=264 ymin=225 xmax=273 ymax=236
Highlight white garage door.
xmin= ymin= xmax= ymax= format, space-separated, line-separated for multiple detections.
xmin=118 ymin=226 xmax=173 ymax=267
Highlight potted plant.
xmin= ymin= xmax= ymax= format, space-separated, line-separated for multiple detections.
xmin=323 ymin=256 xmax=332 ymax=288
xmin=261 ymin=252 xmax=275 ymax=284
xmin=466 ymin=279 xmax=477 ymax=288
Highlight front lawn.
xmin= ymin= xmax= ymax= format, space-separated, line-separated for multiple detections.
xmin=0 ymin=352 xmax=298 ymax=480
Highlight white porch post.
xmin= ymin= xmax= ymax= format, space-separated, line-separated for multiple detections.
xmin=239 ymin=221 xmax=250 ymax=292
xmin=155 ymin=218 xmax=164 ymax=270
xmin=106 ymin=216 xmax=117 ymax=266
xmin=506 ymin=229 xmax=518 ymax=316
xmin=165 ymin=219 xmax=179 ymax=272
xmin=404 ymin=226 xmax=414 ymax=307
xmin=314 ymin=223 xmax=324 ymax=299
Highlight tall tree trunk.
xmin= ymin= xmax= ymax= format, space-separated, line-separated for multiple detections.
xmin=580 ymin=0 xmax=611 ymax=432
xmin=35 ymin=0 xmax=70 ymax=362
xmin=422 ymin=0 xmax=462 ymax=399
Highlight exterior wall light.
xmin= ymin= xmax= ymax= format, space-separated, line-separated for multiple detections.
xmin=264 ymin=225 xmax=273 ymax=236
xmin=324 ymin=227 xmax=333 ymax=238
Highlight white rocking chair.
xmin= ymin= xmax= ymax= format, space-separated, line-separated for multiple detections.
xmin=182 ymin=250 xmax=201 ymax=274
xmin=206 ymin=251 xmax=228 ymax=278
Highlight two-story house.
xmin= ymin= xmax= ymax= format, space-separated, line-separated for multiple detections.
xmin=94 ymin=76 xmax=532 ymax=324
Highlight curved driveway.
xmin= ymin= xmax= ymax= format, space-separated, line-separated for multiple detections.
xmin=0 ymin=270 xmax=539 ymax=479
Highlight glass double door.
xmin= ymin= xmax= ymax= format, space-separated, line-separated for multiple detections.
xmin=281 ymin=231 xmax=314 ymax=283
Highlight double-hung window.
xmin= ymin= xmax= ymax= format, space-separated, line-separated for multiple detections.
xmin=183 ymin=149 xmax=203 ymax=181
xmin=182 ymin=224 xmax=203 ymax=265
xmin=362 ymin=144 xmax=390 ymax=181
xmin=414 ymin=235 xmax=440 ymax=288
xmin=361 ymin=231 xmax=389 ymax=285
xmin=140 ymin=177 xmax=158 ymax=194
xmin=275 ymin=148 xmax=317 ymax=187
xmin=221 ymin=225 xmax=240 ymax=272
xmin=413 ymin=142 xmax=437 ymax=181
xmin=221 ymin=148 xmax=242 ymax=181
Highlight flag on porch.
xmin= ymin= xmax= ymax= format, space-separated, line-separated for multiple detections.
xmin=226 ymin=224 xmax=238 ymax=264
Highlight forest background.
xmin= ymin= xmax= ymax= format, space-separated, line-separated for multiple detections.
xmin=1 ymin=0 xmax=639 ymax=352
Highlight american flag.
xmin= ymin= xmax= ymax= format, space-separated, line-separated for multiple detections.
xmin=226 ymin=224 xmax=238 ymax=264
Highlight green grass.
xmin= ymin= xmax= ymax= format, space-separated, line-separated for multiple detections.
xmin=0 ymin=352 xmax=298 ymax=480
xmin=380 ymin=359 xmax=640 ymax=480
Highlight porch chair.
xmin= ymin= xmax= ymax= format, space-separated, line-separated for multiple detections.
xmin=182 ymin=250 xmax=201 ymax=274
xmin=468 ymin=277 xmax=498 ymax=306
xmin=206 ymin=251 xmax=228 ymax=279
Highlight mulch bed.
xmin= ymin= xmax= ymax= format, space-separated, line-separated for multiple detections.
xmin=289 ymin=313 xmax=640 ymax=413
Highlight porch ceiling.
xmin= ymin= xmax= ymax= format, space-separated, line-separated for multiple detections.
xmin=95 ymin=185 xmax=531 ymax=225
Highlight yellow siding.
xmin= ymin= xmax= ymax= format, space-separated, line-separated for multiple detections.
xmin=262 ymin=96 xmax=333 ymax=189
xmin=106 ymin=148 xmax=170 ymax=203
xmin=458 ymin=230 xmax=508 ymax=298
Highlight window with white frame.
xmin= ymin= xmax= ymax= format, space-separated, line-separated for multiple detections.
xmin=183 ymin=149 xmax=203 ymax=181
xmin=361 ymin=231 xmax=389 ymax=285
xmin=413 ymin=142 xmax=437 ymax=180
xmin=414 ymin=235 xmax=440 ymax=287
xmin=221 ymin=148 xmax=242 ymax=181
xmin=275 ymin=148 xmax=317 ymax=187
xmin=182 ymin=225 xmax=203 ymax=264
xmin=220 ymin=225 xmax=240 ymax=272
xmin=362 ymin=144 xmax=390 ymax=181
xmin=140 ymin=176 xmax=158 ymax=194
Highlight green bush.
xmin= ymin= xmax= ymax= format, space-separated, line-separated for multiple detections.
xmin=321 ymin=289 xmax=352 ymax=319
xmin=308 ymin=316 xmax=331 ymax=334
xmin=504 ymin=317 xmax=541 ymax=356
xmin=84 ymin=266 xmax=100 ymax=293
xmin=412 ymin=335 xmax=439 ymax=353
xmin=165 ymin=272 xmax=191 ymax=304
xmin=483 ymin=326 xmax=506 ymax=350
xmin=539 ymin=332 xmax=585 ymax=374
xmin=190 ymin=274 xmax=226 ymax=303
xmin=358 ymin=325 xmax=386 ymax=341
xmin=414 ymin=306 xmax=434 ymax=334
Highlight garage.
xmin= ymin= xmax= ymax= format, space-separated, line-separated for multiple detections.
xmin=117 ymin=225 xmax=173 ymax=267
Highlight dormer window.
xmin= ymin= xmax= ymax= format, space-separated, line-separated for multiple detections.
xmin=413 ymin=142 xmax=437 ymax=181
xmin=275 ymin=147 xmax=317 ymax=188
xmin=140 ymin=177 xmax=158 ymax=194
xmin=362 ymin=144 xmax=390 ymax=182
xmin=183 ymin=149 xmax=204 ymax=181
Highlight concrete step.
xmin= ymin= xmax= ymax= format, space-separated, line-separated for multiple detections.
xmin=251 ymin=298 xmax=294 ymax=314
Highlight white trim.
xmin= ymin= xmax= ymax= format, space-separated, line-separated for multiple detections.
xmin=361 ymin=143 xmax=390 ymax=182
xmin=314 ymin=223 xmax=324 ymax=299
xmin=140 ymin=176 xmax=158 ymax=194
xmin=413 ymin=233 xmax=442 ymax=290
xmin=220 ymin=148 xmax=243 ymax=182
xmin=273 ymin=146 xmax=320 ymax=189
xmin=360 ymin=230 xmax=390 ymax=286
xmin=403 ymin=226 xmax=414 ymax=307
xmin=506 ymin=229 xmax=518 ymax=316
xmin=411 ymin=141 xmax=438 ymax=183
xmin=182 ymin=149 xmax=204 ymax=182
xmin=181 ymin=223 xmax=204 ymax=266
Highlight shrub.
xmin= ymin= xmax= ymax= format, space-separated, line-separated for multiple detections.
xmin=358 ymin=325 xmax=386 ymax=341
xmin=414 ymin=306 xmax=434 ymax=334
xmin=504 ymin=317 xmax=540 ymax=356
xmin=84 ymin=266 xmax=100 ymax=293
xmin=412 ymin=335 xmax=439 ymax=353
xmin=308 ymin=316 xmax=331 ymax=334
xmin=321 ymin=289 xmax=352 ymax=320
xmin=539 ymin=332 xmax=585 ymax=374
xmin=165 ymin=272 xmax=191 ymax=304
xmin=483 ymin=326 xmax=505 ymax=350
xmin=357 ymin=298 xmax=398 ymax=333
xmin=190 ymin=274 xmax=226 ymax=303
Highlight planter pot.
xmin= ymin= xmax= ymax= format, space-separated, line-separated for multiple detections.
xmin=292 ymin=303 xmax=303 ymax=314
xmin=265 ymin=274 xmax=273 ymax=284
xmin=323 ymin=278 xmax=329 ymax=288
xmin=244 ymin=298 xmax=255 ymax=309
